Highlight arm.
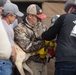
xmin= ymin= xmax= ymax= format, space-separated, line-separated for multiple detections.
xmin=11 ymin=44 xmax=16 ymax=63
xmin=41 ymin=14 xmax=66 ymax=41
xmin=14 ymin=24 xmax=44 ymax=53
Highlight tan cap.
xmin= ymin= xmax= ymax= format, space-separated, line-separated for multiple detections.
xmin=26 ymin=4 xmax=46 ymax=19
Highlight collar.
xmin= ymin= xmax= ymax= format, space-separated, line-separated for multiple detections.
xmin=26 ymin=17 xmax=35 ymax=28
xmin=71 ymin=11 xmax=76 ymax=14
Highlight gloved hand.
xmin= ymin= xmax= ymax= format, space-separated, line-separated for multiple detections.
xmin=48 ymin=48 xmax=55 ymax=57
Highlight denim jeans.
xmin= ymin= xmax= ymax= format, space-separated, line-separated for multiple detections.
xmin=0 ymin=60 xmax=12 ymax=75
xmin=54 ymin=62 xmax=76 ymax=75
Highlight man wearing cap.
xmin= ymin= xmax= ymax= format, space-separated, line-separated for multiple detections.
xmin=1 ymin=2 xmax=23 ymax=75
xmin=0 ymin=0 xmax=14 ymax=75
xmin=14 ymin=4 xmax=47 ymax=75
xmin=41 ymin=0 xmax=76 ymax=75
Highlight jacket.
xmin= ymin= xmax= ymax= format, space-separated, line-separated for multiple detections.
xmin=14 ymin=17 xmax=47 ymax=63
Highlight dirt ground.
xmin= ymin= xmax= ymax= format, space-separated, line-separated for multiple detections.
xmin=47 ymin=59 xmax=55 ymax=75
xmin=13 ymin=58 xmax=55 ymax=75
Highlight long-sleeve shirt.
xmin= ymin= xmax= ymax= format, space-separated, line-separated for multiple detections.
xmin=42 ymin=12 xmax=76 ymax=62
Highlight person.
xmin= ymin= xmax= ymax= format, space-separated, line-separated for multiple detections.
xmin=1 ymin=2 xmax=23 ymax=75
xmin=41 ymin=0 xmax=76 ymax=75
xmin=10 ymin=16 xmax=23 ymax=29
xmin=0 ymin=0 xmax=13 ymax=75
xmin=14 ymin=4 xmax=48 ymax=75
xmin=0 ymin=0 xmax=12 ymax=75
xmin=51 ymin=15 xmax=60 ymax=26
xmin=5 ymin=0 xmax=23 ymax=29
xmin=46 ymin=15 xmax=60 ymax=62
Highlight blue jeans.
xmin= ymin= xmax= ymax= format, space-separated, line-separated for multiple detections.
xmin=54 ymin=62 xmax=76 ymax=75
xmin=0 ymin=60 xmax=12 ymax=75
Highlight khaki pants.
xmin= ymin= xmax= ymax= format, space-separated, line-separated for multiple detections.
xmin=25 ymin=61 xmax=47 ymax=75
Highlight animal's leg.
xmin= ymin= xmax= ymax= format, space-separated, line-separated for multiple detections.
xmin=23 ymin=62 xmax=33 ymax=75
xmin=15 ymin=62 xmax=25 ymax=75
xmin=15 ymin=44 xmax=26 ymax=75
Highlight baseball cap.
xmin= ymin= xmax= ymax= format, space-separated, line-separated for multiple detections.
xmin=64 ymin=0 xmax=76 ymax=13
xmin=26 ymin=4 xmax=46 ymax=19
xmin=0 ymin=0 xmax=7 ymax=7
xmin=3 ymin=2 xmax=24 ymax=17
